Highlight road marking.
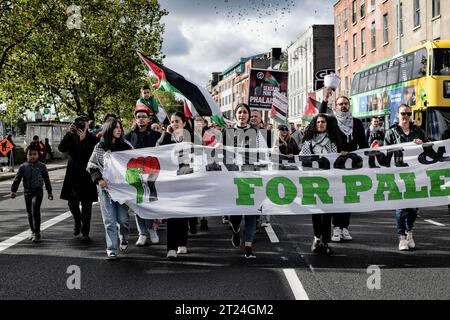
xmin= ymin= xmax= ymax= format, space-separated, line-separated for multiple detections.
xmin=265 ymin=222 xmax=310 ymax=300
xmin=283 ymin=269 xmax=310 ymax=300
xmin=0 ymin=211 xmax=71 ymax=253
xmin=264 ymin=224 xmax=279 ymax=243
xmin=0 ymin=202 xmax=98 ymax=254
xmin=424 ymin=219 xmax=445 ymax=227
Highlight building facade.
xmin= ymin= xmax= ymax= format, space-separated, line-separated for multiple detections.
xmin=207 ymin=51 xmax=280 ymax=121
xmin=287 ymin=25 xmax=335 ymax=125
xmin=334 ymin=0 xmax=395 ymax=97
xmin=397 ymin=0 xmax=450 ymax=53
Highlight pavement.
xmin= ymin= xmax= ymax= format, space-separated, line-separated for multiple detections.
xmin=0 ymin=168 xmax=450 ymax=300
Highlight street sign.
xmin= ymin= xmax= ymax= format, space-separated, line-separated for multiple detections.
xmin=0 ymin=138 xmax=13 ymax=156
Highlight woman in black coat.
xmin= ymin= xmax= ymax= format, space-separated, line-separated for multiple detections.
xmin=157 ymin=112 xmax=193 ymax=259
xmin=58 ymin=116 xmax=98 ymax=241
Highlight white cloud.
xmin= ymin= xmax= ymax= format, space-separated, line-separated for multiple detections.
xmin=159 ymin=0 xmax=334 ymax=85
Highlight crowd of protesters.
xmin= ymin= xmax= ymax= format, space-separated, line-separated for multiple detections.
xmin=8 ymin=84 xmax=449 ymax=260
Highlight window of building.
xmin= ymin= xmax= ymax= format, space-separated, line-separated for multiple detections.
xmin=352 ymin=1 xmax=357 ymax=24
xmin=432 ymin=0 xmax=440 ymax=18
xmin=361 ymin=28 xmax=366 ymax=56
xmin=383 ymin=14 xmax=388 ymax=43
xmin=371 ymin=21 xmax=376 ymax=50
xmin=343 ymin=9 xmax=348 ymax=30
xmin=336 ymin=14 xmax=341 ymax=36
xmin=414 ymin=0 xmax=420 ymax=27
xmin=344 ymin=40 xmax=349 ymax=65
xmin=371 ymin=0 xmax=375 ymax=11
xmin=361 ymin=0 xmax=366 ymax=18
xmin=337 ymin=45 xmax=341 ymax=68
xmin=353 ymin=33 xmax=358 ymax=60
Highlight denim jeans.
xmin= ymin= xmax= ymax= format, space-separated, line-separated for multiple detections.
xmin=99 ymin=190 xmax=130 ymax=255
xmin=135 ymin=214 xmax=155 ymax=237
xmin=395 ymin=208 xmax=418 ymax=236
xmin=230 ymin=215 xmax=258 ymax=243
xmin=260 ymin=214 xmax=270 ymax=224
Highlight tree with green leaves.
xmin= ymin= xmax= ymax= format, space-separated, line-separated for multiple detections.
xmin=0 ymin=0 xmax=168 ymax=124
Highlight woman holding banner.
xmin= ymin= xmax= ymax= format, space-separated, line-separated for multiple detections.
xmin=157 ymin=111 xmax=193 ymax=260
xmin=87 ymin=118 xmax=133 ymax=260
xmin=222 ymin=103 xmax=262 ymax=259
xmin=300 ymin=114 xmax=340 ymax=255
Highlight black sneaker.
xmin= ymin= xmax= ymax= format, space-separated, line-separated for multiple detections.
xmin=80 ymin=235 xmax=91 ymax=243
xmin=200 ymin=218 xmax=208 ymax=231
xmin=73 ymin=225 xmax=81 ymax=238
xmin=311 ymin=239 xmax=322 ymax=254
xmin=189 ymin=223 xmax=197 ymax=235
xmin=322 ymin=243 xmax=333 ymax=255
xmin=32 ymin=233 xmax=41 ymax=243
xmin=244 ymin=246 xmax=256 ymax=259
xmin=232 ymin=231 xmax=241 ymax=248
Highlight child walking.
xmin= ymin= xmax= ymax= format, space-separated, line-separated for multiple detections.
xmin=10 ymin=145 xmax=53 ymax=242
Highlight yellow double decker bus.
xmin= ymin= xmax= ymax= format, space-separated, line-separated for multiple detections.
xmin=350 ymin=40 xmax=450 ymax=140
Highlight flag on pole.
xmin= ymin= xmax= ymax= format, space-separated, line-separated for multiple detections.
xmin=270 ymin=91 xmax=288 ymax=124
xmin=137 ymin=51 xmax=226 ymax=128
xmin=303 ymin=93 xmax=321 ymax=122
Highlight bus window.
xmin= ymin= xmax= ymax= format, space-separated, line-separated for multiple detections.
xmin=386 ymin=59 xmax=400 ymax=86
xmin=360 ymin=73 xmax=368 ymax=92
xmin=399 ymin=54 xmax=413 ymax=82
xmin=368 ymin=69 xmax=377 ymax=91
xmin=376 ymin=64 xmax=388 ymax=88
xmin=351 ymin=73 xmax=360 ymax=95
xmin=433 ymin=49 xmax=450 ymax=75
xmin=412 ymin=48 xmax=427 ymax=78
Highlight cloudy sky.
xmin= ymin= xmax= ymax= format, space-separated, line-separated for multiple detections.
xmin=158 ymin=0 xmax=335 ymax=86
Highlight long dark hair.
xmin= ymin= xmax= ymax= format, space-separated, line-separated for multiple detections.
xmin=100 ymin=118 xmax=125 ymax=151
xmin=172 ymin=111 xmax=193 ymax=133
xmin=302 ymin=114 xmax=340 ymax=145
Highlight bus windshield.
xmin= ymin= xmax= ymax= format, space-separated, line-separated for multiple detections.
xmin=433 ymin=49 xmax=450 ymax=75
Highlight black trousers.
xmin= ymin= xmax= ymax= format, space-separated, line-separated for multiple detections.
xmin=68 ymin=200 xmax=93 ymax=236
xmin=167 ymin=218 xmax=188 ymax=251
xmin=25 ymin=190 xmax=43 ymax=234
xmin=333 ymin=212 xmax=351 ymax=229
xmin=312 ymin=214 xmax=332 ymax=243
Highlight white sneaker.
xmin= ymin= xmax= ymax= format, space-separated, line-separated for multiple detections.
xmin=406 ymin=231 xmax=415 ymax=249
xmin=260 ymin=222 xmax=269 ymax=228
xmin=148 ymin=228 xmax=160 ymax=244
xmin=341 ymin=228 xmax=353 ymax=241
xmin=399 ymin=235 xmax=409 ymax=251
xmin=167 ymin=250 xmax=177 ymax=259
xmin=177 ymin=246 xmax=188 ymax=254
xmin=135 ymin=235 xmax=148 ymax=247
xmin=331 ymin=227 xmax=342 ymax=242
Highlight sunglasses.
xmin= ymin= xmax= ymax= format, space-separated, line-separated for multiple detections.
xmin=400 ymin=112 xmax=412 ymax=117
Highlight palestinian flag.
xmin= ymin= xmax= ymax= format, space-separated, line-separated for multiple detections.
xmin=137 ymin=51 xmax=226 ymax=128
xmin=303 ymin=93 xmax=321 ymax=122
xmin=271 ymin=91 xmax=288 ymax=124
xmin=184 ymin=99 xmax=198 ymax=118
xmin=264 ymin=72 xmax=280 ymax=87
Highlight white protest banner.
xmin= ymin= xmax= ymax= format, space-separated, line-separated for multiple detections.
xmin=103 ymin=140 xmax=450 ymax=219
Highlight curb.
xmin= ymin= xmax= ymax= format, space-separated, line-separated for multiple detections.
xmin=0 ymin=165 xmax=67 ymax=182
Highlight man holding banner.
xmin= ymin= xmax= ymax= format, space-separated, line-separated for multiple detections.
xmin=385 ymin=104 xmax=427 ymax=251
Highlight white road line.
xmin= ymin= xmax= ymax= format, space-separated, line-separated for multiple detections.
xmin=0 ymin=202 xmax=98 ymax=254
xmin=264 ymin=224 xmax=280 ymax=243
xmin=283 ymin=269 xmax=310 ymax=300
xmin=0 ymin=211 xmax=71 ymax=253
xmin=424 ymin=219 xmax=445 ymax=227
xmin=264 ymin=223 xmax=310 ymax=300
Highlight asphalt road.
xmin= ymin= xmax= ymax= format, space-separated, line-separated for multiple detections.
xmin=1 ymin=169 xmax=449 ymax=300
